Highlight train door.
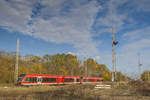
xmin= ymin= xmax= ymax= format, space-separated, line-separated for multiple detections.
xmin=37 ymin=77 xmax=42 ymax=85
xmin=57 ymin=76 xmax=63 ymax=85
xmin=74 ymin=78 xmax=77 ymax=83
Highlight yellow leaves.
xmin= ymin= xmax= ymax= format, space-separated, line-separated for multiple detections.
xmin=85 ymin=58 xmax=97 ymax=72
xmin=141 ymin=71 xmax=150 ymax=81
xmin=94 ymin=64 xmax=112 ymax=81
xmin=30 ymin=63 xmax=41 ymax=73
xmin=19 ymin=66 xmax=28 ymax=74
xmin=18 ymin=63 xmax=42 ymax=75
xmin=59 ymin=66 xmax=69 ymax=75
xmin=0 ymin=52 xmax=114 ymax=83
xmin=33 ymin=63 xmax=41 ymax=70
xmin=0 ymin=56 xmax=15 ymax=83
xmin=3 ymin=56 xmax=12 ymax=62
xmin=101 ymin=72 xmax=111 ymax=81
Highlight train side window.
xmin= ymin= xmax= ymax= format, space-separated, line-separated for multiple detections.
xmin=96 ymin=79 xmax=103 ymax=82
xmin=42 ymin=78 xmax=57 ymax=82
xmin=48 ymin=78 xmax=57 ymax=82
xmin=42 ymin=78 xmax=46 ymax=82
xmin=42 ymin=78 xmax=48 ymax=82
xmin=83 ymin=79 xmax=94 ymax=82
xmin=30 ymin=78 xmax=33 ymax=82
xmin=89 ymin=79 xmax=94 ymax=82
xmin=24 ymin=77 xmax=37 ymax=82
xmin=64 ymin=78 xmax=74 ymax=82
xmin=77 ymin=79 xmax=80 ymax=82
xmin=83 ymin=79 xmax=86 ymax=81
xmin=32 ymin=78 xmax=37 ymax=82
xmin=24 ymin=77 xmax=30 ymax=82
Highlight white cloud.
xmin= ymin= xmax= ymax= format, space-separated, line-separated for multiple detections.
xmin=0 ymin=0 xmax=101 ymax=57
xmin=0 ymin=0 xmax=150 ymax=77
xmin=123 ymin=26 xmax=150 ymax=41
xmin=94 ymin=0 xmax=150 ymax=35
xmin=121 ymin=39 xmax=150 ymax=53
xmin=91 ymin=0 xmax=150 ymax=77
xmin=132 ymin=0 xmax=150 ymax=12
xmin=0 ymin=0 xmax=33 ymax=33
xmin=95 ymin=0 xmax=129 ymax=34
xmin=120 ymin=28 xmax=150 ymax=73
xmin=95 ymin=56 xmax=100 ymax=61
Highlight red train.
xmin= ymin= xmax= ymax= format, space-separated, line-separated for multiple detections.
xmin=18 ymin=74 xmax=104 ymax=86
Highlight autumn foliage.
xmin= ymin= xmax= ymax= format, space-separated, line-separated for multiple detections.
xmin=0 ymin=50 xmax=127 ymax=83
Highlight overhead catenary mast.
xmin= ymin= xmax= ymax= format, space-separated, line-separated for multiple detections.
xmin=114 ymin=52 xmax=117 ymax=81
xmin=112 ymin=26 xmax=115 ymax=82
xmin=111 ymin=25 xmax=118 ymax=82
xmin=138 ymin=53 xmax=142 ymax=80
xmin=14 ymin=38 xmax=19 ymax=85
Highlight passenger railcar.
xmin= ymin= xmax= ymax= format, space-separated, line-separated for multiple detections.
xmin=18 ymin=73 xmax=103 ymax=86
xmin=82 ymin=77 xmax=103 ymax=84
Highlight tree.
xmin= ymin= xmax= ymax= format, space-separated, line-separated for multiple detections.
xmin=31 ymin=56 xmax=42 ymax=63
xmin=0 ymin=50 xmax=118 ymax=83
xmin=43 ymin=54 xmax=52 ymax=62
xmin=85 ymin=58 xmax=97 ymax=76
xmin=0 ymin=55 xmax=15 ymax=83
xmin=97 ymin=64 xmax=111 ymax=81
xmin=115 ymin=72 xmax=128 ymax=82
xmin=141 ymin=70 xmax=150 ymax=81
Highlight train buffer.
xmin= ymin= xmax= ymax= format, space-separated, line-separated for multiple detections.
xmin=94 ymin=84 xmax=111 ymax=89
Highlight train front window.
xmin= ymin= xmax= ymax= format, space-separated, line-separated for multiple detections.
xmin=19 ymin=74 xmax=27 ymax=77
xmin=18 ymin=74 xmax=27 ymax=82
xmin=18 ymin=77 xmax=23 ymax=82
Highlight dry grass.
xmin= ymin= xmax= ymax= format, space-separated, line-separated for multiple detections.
xmin=0 ymin=82 xmax=150 ymax=100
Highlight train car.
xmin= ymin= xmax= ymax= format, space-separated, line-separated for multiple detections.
xmin=18 ymin=74 xmax=62 ymax=86
xmin=18 ymin=73 xmax=103 ymax=86
xmin=82 ymin=77 xmax=104 ymax=84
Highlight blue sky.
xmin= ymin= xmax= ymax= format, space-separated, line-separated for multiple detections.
xmin=0 ymin=0 xmax=150 ymax=77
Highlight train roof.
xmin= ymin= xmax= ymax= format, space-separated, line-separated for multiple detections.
xmin=82 ymin=77 xmax=103 ymax=79
xmin=25 ymin=73 xmax=59 ymax=77
xmin=63 ymin=76 xmax=80 ymax=78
